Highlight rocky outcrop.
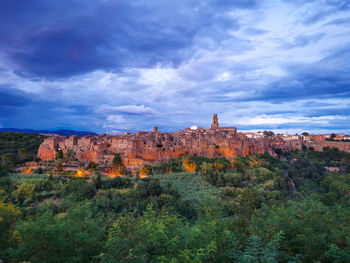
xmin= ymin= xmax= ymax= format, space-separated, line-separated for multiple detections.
xmin=37 ymin=115 xmax=350 ymax=170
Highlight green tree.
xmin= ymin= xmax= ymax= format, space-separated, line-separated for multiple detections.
xmin=238 ymin=187 xmax=262 ymax=219
xmin=55 ymin=159 xmax=63 ymax=171
xmin=1 ymin=153 xmax=15 ymax=169
xmin=0 ymin=201 xmax=21 ymax=257
xmin=34 ymin=167 xmax=43 ymax=174
xmin=55 ymin=149 xmax=63 ymax=159
xmin=112 ymin=153 xmax=122 ymax=167
xmin=10 ymin=204 xmax=105 ymax=263
xmin=93 ymin=171 xmax=102 ymax=189
xmin=18 ymin=148 xmax=29 ymax=162
xmin=250 ymin=200 xmax=349 ymax=262
xmin=102 ymin=206 xmax=240 ymax=262
xmin=12 ymin=183 xmax=35 ymax=203
xmin=235 ymin=233 xmax=284 ymax=263
xmin=61 ymin=180 xmax=96 ymax=201
xmin=87 ymin=161 xmax=96 ymax=169
xmin=200 ymin=162 xmax=214 ymax=174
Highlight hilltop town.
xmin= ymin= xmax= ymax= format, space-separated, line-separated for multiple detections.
xmin=37 ymin=114 xmax=350 ymax=171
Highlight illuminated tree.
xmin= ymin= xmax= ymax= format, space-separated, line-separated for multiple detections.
xmin=182 ymin=157 xmax=196 ymax=172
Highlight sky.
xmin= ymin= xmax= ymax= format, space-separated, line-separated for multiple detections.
xmin=1 ymin=0 xmax=350 ymax=134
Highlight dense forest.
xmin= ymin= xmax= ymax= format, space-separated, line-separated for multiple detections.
xmin=0 ymin=132 xmax=45 ymax=173
xmin=0 ymin=134 xmax=350 ymax=262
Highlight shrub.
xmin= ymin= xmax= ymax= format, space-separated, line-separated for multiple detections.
xmin=12 ymin=183 xmax=35 ymax=203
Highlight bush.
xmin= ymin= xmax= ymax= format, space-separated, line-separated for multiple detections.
xmin=1 ymin=153 xmax=15 ymax=169
xmin=87 ymin=161 xmax=96 ymax=169
xmin=10 ymin=204 xmax=105 ymax=263
xmin=61 ymin=180 xmax=96 ymax=201
xmin=250 ymin=200 xmax=350 ymax=262
xmin=0 ymin=201 xmax=21 ymax=256
xmin=34 ymin=167 xmax=43 ymax=174
xmin=112 ymin=153 xmax=122 ymax=167
xmin=12 ymin=182 xmax=35 ymax=203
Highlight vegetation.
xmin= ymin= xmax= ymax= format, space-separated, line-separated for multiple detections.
xmin=0 ymin=147 xmax=349 ymax=262
xmin=0 ymin=132 xmax=45 ymax=175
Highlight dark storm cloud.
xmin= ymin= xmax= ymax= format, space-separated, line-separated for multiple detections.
xmin=0 ymin=0 xmax=255 ymax=79
xmin=247 ymin=47 xmax=350 ymax=102
xmin=0 ymin=85 xmax=33 ymax=117
xmin=10 ymin=18 xmax=113 ymax=78
xmin=0 ymin=85 xmax=31 ymax=107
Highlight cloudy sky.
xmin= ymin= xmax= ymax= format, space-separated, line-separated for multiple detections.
xmin=1 ymin=0 xmax=349 ymax=134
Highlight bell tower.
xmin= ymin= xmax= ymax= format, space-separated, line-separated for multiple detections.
xmin=211 ymin=113 xmax=219 ymax=129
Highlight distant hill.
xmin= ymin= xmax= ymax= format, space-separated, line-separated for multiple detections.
xmin=0 ymin=128 xmax=98 ymax=137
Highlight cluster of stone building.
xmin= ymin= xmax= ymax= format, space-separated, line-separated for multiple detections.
xmin=38 ymin=114 xmax=350 ymax=171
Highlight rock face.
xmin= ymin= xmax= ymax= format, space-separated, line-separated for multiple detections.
xmin=37 ymin=114 xmax=350 ymax=170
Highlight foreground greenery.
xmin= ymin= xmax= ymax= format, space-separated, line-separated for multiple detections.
xmin=0 ymin=147 xmax=350 ymax=262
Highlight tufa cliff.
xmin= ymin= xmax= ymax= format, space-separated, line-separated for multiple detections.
xmin=38 ymin=114 xmax=350 ymax=170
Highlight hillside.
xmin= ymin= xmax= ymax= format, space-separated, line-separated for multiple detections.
xmin=0 ymin=148 xmax=349 ymax=262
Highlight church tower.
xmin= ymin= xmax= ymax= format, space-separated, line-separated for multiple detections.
xmin=211 ymin=113 xmax=219 ymax=129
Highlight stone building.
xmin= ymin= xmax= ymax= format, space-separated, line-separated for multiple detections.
xmin=37 ymin=114 xmax=350 ymax=171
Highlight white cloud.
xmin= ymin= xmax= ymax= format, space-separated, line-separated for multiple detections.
xmin=107 ymin=115 xmax=125 ymax=123
xmin=102 ymin=114 xmax=126 ymax=129
xmin=235 ymin=115 xmax=348 ymax=126
xmin=215 ymin=72 xmax=232 ymax=81
xmin=96 ymin=104 xmax=156 ymax=115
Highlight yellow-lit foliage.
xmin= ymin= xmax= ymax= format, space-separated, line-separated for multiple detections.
xmin=230 ymin=157 xmax=261 ymax=170
xmin=23 ymin=168 xmax=32 ymax=174
xmin=182 ymin=158 xmax=196 ymax=172
xmin=0 ymin=201 xmax=21 ymax=225
xmin=248 ymin=156 xmax=261 ymax=168
xmin=29 ymin=162 xmax=38 ymax=167
xmin=55 ymin=212 xmax=67 ymax=218
xmin=138 ymin=165 xmax=151 ymax=179
xmin=104 ymin=168 xmax=125 ymax=178
xmin=213 ymin=162 xmax=224 ymax=171
xmin=72 ymin=167 xmax=91 ymax=178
